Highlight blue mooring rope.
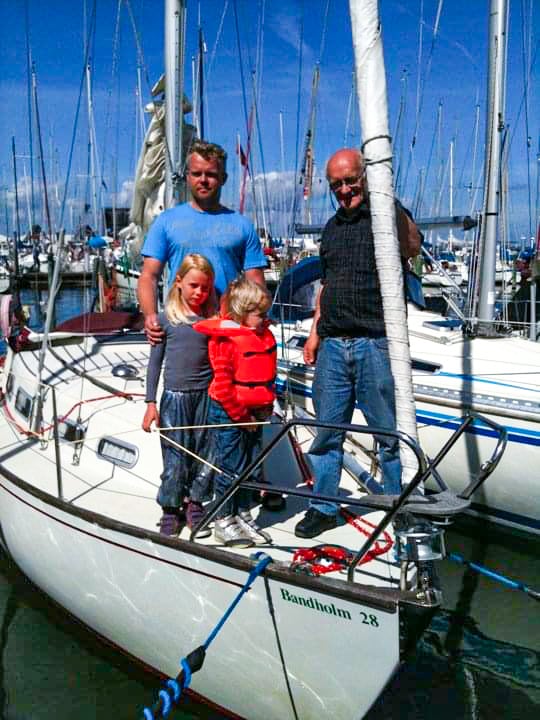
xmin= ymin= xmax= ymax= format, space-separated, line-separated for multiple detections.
xmin=449 ymin=553 xmax=540 ymax=600
xmin=141 ymin=552 xmax=273 ymax=719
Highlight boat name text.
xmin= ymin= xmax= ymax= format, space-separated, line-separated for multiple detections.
xmin=280 ymin=588 xmax=352 ymax=620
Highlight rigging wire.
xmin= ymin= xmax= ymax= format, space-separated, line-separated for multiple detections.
xmin=519 ymin=0 xmax=533 ymax=239
xmin=429 ymin=103 xmax=445 ymax=222
xmin=251 ymin=0 xmax=275 ymax=237
xmin=232 ymin=0 xmax=259 ymax=226
xmin=402 ymin=0 xmax=445 ymax=200
xmin=500 ymin=37 xmax=539 ymax=237
xmin=414 ymin=0 xmax=425 ymax=146
xmin=99 ymin=0 xmax=123 ymax=220
xmin=459 ymin=101 xmax=481 ymax=213
xmin=456 ymin=101 xmax=479 ymax=202
xmin=318 ymin=0 xmax=331 ymax=63
xmin=82 ymin=0 xmax=104 ymax=232
xmin=207 ymin=0 xmax=229 ymax=83
xmin=531 ymin=0 xmax=540 ymax=227
xmin=393 ymin=70 xmax=408 ymax=196
xmin=298 ymin=0 xmax=329 ymax=226
xmin=343 ymin=71 xmax=357 ymax=146
xmin=124 ymin=0 xmax=152 ymax=94
xmin=415 ymin=101 xmax=442 ymax=219
xmin=32 ymin=64 xmax=53 ymax=241
xmin=24 ymin=0 xmax=35 ymax=230
xmin=255 ymin=0 xmax=266 ymax=107
xmin=251 ymin=73 xmax=273 ymax=237
xmin=11 ymin=138 xmax=23 ymax=299
xmin=289 ymin=0 xmax=305 ymax=243
xmin=58 ymin=2 xmax=97 ymax=230
xmin=232 ymin=0 xmax=251 ymax=144
xmin=112 ymin=61 xmax=122 ymax=239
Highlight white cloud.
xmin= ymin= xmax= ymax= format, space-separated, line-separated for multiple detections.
xmin=114 ymin=180 xmax=134 ymax=207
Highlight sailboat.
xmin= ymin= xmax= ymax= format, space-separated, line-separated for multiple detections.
xmin=275 ymin=0 xmax=540 ymax=538
xmin=0 ymin=2 xmax=512 ymax=718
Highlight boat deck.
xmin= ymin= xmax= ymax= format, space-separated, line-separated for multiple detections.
xmin=78 ymin=481 xmax=400 ymax=589
xmin=0 ymin=409 xmax=401 ymax=588
xmin=0 ymin=335 xmax=404 ymax=589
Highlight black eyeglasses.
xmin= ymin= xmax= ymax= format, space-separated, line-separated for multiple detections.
xmin=328 ymin=175 xmax=364 ymax=192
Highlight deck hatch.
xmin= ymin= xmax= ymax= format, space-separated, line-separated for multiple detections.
xmin=14 ymin=387 xmax=33 ymax=419
xmin=97 ymin=436 xmax=139 ymax=468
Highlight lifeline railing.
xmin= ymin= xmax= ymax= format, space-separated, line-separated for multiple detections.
xmin=2 ymin=377 xmax=507 ymax=583
xmin=1 ymin=375 xmax=137 ymax=502
xmin=190 ymin=414 xmax=507 ymax=582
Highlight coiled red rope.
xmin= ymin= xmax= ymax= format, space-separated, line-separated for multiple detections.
xmin=291 ymin=508 xmax=393 ymax=575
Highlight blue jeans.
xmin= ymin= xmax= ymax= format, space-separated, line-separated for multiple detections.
xmin=158 ymin=389 xmax=213 ymax=508
xmin=307 ymin=336 xmax=401 ymax=516
xmin=207 ymin=399 xmax=263 ymax=518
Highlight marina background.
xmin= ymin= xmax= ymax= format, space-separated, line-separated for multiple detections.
xmin=1 ymin=1 xmax=539 ymax=243
xmin=0 ymin=1 xmax=538 ymax=716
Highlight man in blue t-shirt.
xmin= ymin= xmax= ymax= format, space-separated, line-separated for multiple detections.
xmin=138 ymin=140 xmax=267 ymax=344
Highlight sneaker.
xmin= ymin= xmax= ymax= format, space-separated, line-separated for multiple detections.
xmin=294 ymin=508 xmax=338 ymax=538
xmin=236 ymin=510 xmax=272 ymax=545
xmin=186 ymin=501 xmax=212 ymax=539
xmin=214 ymin=515 xmax=254 ymax=548
xmin=158 ymin=512 xmax=182 ymax=537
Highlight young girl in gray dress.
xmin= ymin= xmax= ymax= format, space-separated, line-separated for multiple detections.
xmin=142 ymin=253 xmax=216 ymax=536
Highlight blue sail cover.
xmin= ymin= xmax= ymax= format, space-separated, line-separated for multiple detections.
xmin=270 ymin=257 xmax=322 ymax=322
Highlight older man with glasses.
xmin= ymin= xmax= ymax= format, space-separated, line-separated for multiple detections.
xmin=295 ymin=147 xmax=421 ymax=539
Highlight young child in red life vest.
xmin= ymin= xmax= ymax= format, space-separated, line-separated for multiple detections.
xmin=194 ymin=276 xmax=276 ymax=547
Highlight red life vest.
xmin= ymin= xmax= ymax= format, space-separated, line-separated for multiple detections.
xmin=194 ymin=317 xmax=277 ymax=408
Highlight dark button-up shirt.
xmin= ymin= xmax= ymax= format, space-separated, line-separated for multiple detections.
xmin=317 ymin=203 xmax=386 ymax=339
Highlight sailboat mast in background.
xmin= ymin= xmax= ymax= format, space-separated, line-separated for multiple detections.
xmin=164 ymin=0 xmax=186 ymax=208
xmin=476 ymin=0 xmax=509 ymax=333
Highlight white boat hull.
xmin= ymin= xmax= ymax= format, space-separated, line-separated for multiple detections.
xmin=0 ymin=472 xmax=402 ymax=720
xmin=0 ymin=331 xmax=438 ymax=719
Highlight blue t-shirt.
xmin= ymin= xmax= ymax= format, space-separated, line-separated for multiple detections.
xmin=141 ymin=203 xmax=267 ymax=295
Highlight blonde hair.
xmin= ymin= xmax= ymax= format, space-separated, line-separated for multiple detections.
xmin=187 ymin=140 xmax=227 ymax=174
xmin=222 ymin=276 xmax=272 ymax=324
xmin=165 ymin=254 xmax=216 ymax=324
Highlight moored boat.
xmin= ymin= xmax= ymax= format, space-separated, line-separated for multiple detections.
xmin=0 ymin=312 xmax=493 ymax=719
xmin=275 ymin=302 xmax=540 ymax=537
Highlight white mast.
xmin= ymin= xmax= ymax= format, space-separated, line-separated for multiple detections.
xmin=476 ymin=0 xmax=509 ymax=332
xmin=448 ymin=138 xmax=455 ymax=252
xmin=348 ymin=0 xmax=418 ymax=482
xmin=164 ymin=0 xmax=187 ymax=208
xmin=85 ymin=61 xmax=100 ymax=232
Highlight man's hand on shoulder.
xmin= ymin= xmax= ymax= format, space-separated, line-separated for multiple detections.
xmin=138 ymin=257 xmax=165 ymax=343
xmin=144 ymin=313 xmax=165 ymax=345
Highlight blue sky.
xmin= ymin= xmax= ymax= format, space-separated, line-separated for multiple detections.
xmin=0 ymin=1 xmax=538 ymax=243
